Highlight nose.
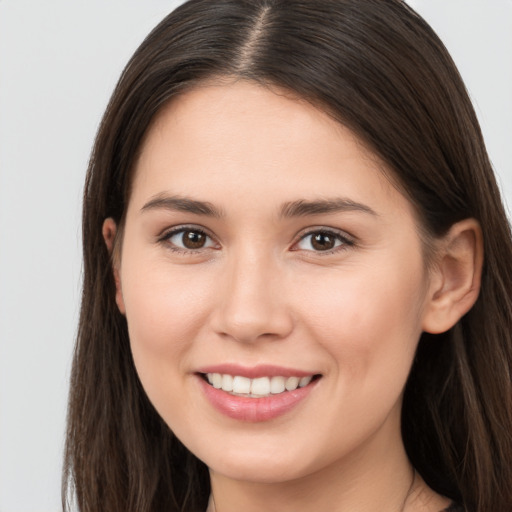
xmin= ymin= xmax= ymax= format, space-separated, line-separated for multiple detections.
xmin=211 ymin=250 xmax=294 ymax=344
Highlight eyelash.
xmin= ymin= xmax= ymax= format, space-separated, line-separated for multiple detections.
xmin=159 ymin=226 xmax=217 ymax=254
xmin=158 ymin=226 xmax=355 ymax=255
xmin=293 ymin=229 xmax=355 ymax=255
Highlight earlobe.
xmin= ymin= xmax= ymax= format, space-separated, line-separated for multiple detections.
xmin=102 ymin=218 xmax=126 ymax=315
xmin=422 ymin=219 xmax=483 ymax=334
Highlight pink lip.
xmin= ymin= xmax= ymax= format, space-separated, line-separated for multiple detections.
xmin=196 ymin=373 xmax=319 ymax=423
xmin=196 ymin=363 xmax=316 ymax=379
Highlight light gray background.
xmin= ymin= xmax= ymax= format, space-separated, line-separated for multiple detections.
xmin=0 ymin=1 xmax=511 ymax=511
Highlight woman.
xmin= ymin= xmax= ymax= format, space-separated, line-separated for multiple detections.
xmin=63 ymin=1 xmax=512 ymax=511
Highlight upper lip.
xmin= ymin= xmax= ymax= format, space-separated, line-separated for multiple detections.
xmin=195 ymin=364 xmax=319 ymax=379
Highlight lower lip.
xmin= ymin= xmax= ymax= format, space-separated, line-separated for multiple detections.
xmin=198 ymin=376 xmax=318 ymax=422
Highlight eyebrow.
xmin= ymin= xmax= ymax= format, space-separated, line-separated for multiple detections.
xmin=280 ymin=198 xmax=377 ymax=218
xmin=141 ymin=194 xmax=224 ymax=218
xmin=140 ymin=194 xmax=377 ymax=219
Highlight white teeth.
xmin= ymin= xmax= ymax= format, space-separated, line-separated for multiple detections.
xmin=221 ymin=374 xmax=233 ymax=392
xmin=270 ymin=376 xmax=286 ymax=394
xmin=212 ymin=373 xmax=222 ymax=389
xmin=299 ymin=376 xmax=312 ymax=387
xmin=205 ymin=373 xmax=315 ymax=397
xmin=251 ymin=377 xmax=270 ymax=395
xmin=232 ymin=376 xmax=251 ymax=394
xmin=285 ymin=376 xmax=300 ymax=391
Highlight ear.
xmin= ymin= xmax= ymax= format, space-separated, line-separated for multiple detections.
xmin=102 ymin=218 xmax=126 ymax=315
xmin=422 ymin=219 xmax=483 ymax=334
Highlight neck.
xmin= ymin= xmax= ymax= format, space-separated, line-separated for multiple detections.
xmin=208 ymin=422 xmax=418 ymax=512
xmin=207 ymin=469 xmax=450 ymax=512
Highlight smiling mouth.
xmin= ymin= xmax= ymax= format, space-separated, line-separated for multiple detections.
xmin=201 ymin=373 xmax=321 ymax=398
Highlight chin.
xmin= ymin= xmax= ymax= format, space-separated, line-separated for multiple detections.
xmin=207 ymin=454 xmax=309 ymax=484
xmin=187 ymin=431 xmax=333 ymax=485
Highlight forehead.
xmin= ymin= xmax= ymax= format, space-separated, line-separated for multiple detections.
xmin=129 ymin=80 xmax=409 ymax=219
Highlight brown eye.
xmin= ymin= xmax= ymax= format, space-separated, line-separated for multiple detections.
xmin=311 ymin=233 xmax=336 ymax=251
xmin=295 ymin=230 xmax=351 ymax=252
xmin=164 ymin=228 xmax=216 ymax=251
xmin=182 ymin=230 xmax=207 ymax=249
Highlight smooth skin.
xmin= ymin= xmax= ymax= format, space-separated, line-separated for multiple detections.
xmin=103 ymin=81 xmax=482 ymax=512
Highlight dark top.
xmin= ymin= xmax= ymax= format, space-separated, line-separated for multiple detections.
xmin=445 ymin=504 xmax=464 ymax=512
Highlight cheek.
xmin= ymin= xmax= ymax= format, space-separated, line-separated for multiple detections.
xmin=300 ymin=258 xmax=426 ymax=384
xmin=119 ymin=257 xmax=216 ymax=404
xmin=288 ymin=260 xmax=427 ymax=458
xmin=122 ymin=246 xmax=215 ymax=337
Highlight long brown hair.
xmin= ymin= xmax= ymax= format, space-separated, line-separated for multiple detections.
xmin=63 ymin=1 xmax=512 ymax=511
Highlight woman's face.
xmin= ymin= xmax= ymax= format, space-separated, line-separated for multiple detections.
xmin=112 ymin=81 xmax=436 ymax=483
